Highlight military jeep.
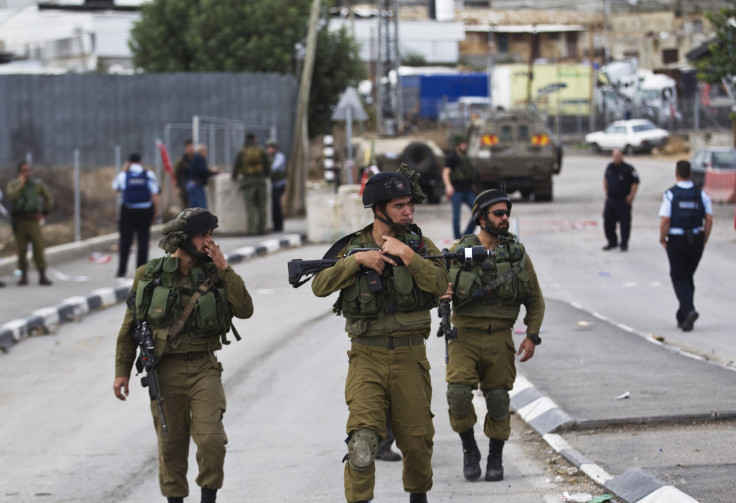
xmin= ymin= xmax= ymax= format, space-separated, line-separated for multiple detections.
xmin=466 ymin=109 xmax=562 ymax=201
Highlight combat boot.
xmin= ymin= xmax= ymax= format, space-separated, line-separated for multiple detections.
xmin=409 ymin=493 xmax=427 ymax=503
xmin=17 ymin=270 xmax=28 ymax=286
xmin=39 ymin=269 xmax=53 ymax=286
xmin=485 ymin=438 xmax=505 ymax=481
xmin=459 ymin=428 xmax=481 ymax=480
xmin=166 ymin=498 xmax=183 ymax=503
xmin=201 ymin=486 xmax=217 ymax=503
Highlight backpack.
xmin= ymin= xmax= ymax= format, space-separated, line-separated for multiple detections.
xmin=243 ymin=146 xmax=264 ymax=176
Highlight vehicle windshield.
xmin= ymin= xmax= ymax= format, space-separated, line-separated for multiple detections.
xmin=712 ymin=151 xmax=736 ymax=169
xmin=632 ymin=123 xmax=657 ymax=132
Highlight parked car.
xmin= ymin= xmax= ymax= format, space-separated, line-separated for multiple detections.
xmin=690 ymin=147 xmax=736 ymax=188
xmin=585 ymin=119 xmax=669 ymax=154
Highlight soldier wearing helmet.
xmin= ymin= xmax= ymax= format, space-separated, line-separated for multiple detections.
xmin=311 ymin=169 xmax=448 ymax=503
xmin=113 ymin=208 xmax=254 ymax=503
xmin=443 ymin=189 xmax=545 ymax=483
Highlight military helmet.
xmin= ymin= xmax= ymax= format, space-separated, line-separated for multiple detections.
xmin=472 ymin=189 xmax=511 ymax=224
xmin=159 ymin=208 xmax=219 ymax=253
xmin=362 ymin=171 xmax=412 ymax=208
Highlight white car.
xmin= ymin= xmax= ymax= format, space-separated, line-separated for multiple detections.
xmin=585 ymin=119 xmax=669 ymax=154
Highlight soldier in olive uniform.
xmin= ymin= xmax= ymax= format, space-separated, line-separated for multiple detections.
xmin=444 ymin=189 xmax=545 ymax=482
xmin=312 ymin=171 xmax=448 ymax=503
xmin=232 ymin=133 xmax=270 ymax=235
xmin=5 ymin=161 xmax=54 ymax=286
xmin=113 ymin=208 xmax=254 ymax=503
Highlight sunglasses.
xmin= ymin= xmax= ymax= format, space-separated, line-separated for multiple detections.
xmin=489 ymin=209 xmax=510 ymax=218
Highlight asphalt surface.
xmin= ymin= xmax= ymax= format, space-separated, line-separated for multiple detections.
xmin=0 ymin=199 xmax=730 ymax=503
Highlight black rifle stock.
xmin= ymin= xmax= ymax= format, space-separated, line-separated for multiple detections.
xmin=133 ymin=320 xmax=168 ymax=435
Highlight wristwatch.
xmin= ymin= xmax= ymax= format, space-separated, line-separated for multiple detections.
xmin=527 ymin=333 xmax=542 ymax=345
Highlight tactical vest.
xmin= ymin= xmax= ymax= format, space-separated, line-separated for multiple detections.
xmin=334 ymin=231 xmax=438 ymax=337
xmin=449 ymin=234 xmax=531 ymax=321
xmin=134 ymin=256 xmax=234 ymax=353
xmin=11 ymin=178 xmax=44 ymax=215
xmin=242 ymin=146 xmax=264 ymax=176
xmin=122 ymin=170 xmax=151 ymax=206
xmin=450 ymin=154 xmax=477 ymax=184
xmin=669 ymin=185 xmax=705 ymax=230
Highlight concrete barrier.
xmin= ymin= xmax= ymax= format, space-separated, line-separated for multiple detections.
xmin=703 ymin=169 xmax=736 ymax=203
xmin=207 ymin=173 xmax=272 ymax=234
xmin=306 ymin=184 xmax=372 ymax=244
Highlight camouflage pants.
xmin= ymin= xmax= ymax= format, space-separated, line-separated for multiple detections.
xmin=445 ymin=327 xmax=516 ymax=440
xmin=240 ymin=177 xmax=267 ymax=234
xmin=344 ymin=340 xmax=434 ymax=502
xmin=13 ymin=217 xmax=46 ymax=271
xmin=151 ymin=352 xmax=227 ymax=498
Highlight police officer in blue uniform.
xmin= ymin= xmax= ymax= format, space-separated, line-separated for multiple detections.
xmin=603 ymin=149 xmax=639 ymax=251
xmin=112 ymin=153 xmax=160 ymax=278
xmin=658 ymin=160 xmax=713 ymax=331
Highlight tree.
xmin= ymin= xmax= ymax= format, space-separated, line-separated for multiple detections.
xmin=129 ymin=0 xmax=364 ymax=136
xmin=695 ymin=3 xmax=736 ymax=143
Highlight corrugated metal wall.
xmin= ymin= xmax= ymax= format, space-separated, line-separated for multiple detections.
xmin=0 ymin=72 xmax=297 ymax=169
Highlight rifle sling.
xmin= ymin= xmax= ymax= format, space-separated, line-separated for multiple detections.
xmin=167 ymin=272 xmax=219 ymax=341
xmin=453 ymin=252 xmax=527 ymax=311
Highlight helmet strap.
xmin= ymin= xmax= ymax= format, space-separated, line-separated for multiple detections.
xmin=374 ymin=204 xmax=408 ymax=232
xmin=480 ymin=216 xmax=504 ymax=238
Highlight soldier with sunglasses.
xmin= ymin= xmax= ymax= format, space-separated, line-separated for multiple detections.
xmin=442 ymin=189 xmax=545 ymax=483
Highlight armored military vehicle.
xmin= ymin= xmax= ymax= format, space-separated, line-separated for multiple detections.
xmin=466 ymin=109 xmax=562 ymax=201
xmin=351 ymin=136 xmax=445 ymax=203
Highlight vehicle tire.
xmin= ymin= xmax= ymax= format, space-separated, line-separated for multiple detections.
xmin=591 ymin=143 xmax=601 ymax=154
xmin=534 ymin=183 xmax=553 ymax=202
xmin=520 ymin=189 xmax=532 ymax=200
xmin=624 ymin=144 xmax=635 ymax=155
xmin=401 ymin=142 xmax=436 ymax=176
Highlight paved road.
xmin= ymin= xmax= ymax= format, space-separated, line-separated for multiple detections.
xmin=1 ymin=153 xmax=734 ymax=502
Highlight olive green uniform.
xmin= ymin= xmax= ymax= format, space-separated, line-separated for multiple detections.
xmin=5 ymin=176 xmax=54 ymax=273
xmin=446 ymin=233 xmax=544 ymax=440
xmin=115 ymin=256 xmax=253 ymax=499
xmin=232 ymin=142 xmax=270 ymax=235
xmin=312 ymin=225 xmax=448 ymax=503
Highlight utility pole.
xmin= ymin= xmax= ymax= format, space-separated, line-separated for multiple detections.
xmin=376 ymin=0 xmax=402 ymax=136
xmin=284 ymin=0 xmax=321 ymax=217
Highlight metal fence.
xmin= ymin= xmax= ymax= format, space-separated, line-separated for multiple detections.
xmin=0 ymin=72 xmax=298 ymax=170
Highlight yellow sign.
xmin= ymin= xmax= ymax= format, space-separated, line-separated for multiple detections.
xmin=508 ymin=64 xmax=591 ymax=115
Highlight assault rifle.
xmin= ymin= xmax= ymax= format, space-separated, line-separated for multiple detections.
xmin=132 ymin=319 xmax=168 ymax=435
xmin=436 ymin=297 xmax=457 ymax=364
xmin=287 ymin=246 xmax=494 ymax=288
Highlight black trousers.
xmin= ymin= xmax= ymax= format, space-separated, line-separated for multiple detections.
xmin=603 ymin=198 xmax=632 ymax=247
xmin=271 ymin=183 xmax=286 ymax=232
xmin=666 ymin=233 xmax=705 ymax=325
xmin=117 ymin=205 xmax=154 ymax=277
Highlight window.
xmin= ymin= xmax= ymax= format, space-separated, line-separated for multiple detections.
xmin=662 ymin=49 xmax=678 ymax=65
xmin=518 ymin=125 xmax=530 ymax=141
xmin=500 ymin=125 xmax=513 ymax=141
xmin=496 ymin=33 xmax=509 ymax=53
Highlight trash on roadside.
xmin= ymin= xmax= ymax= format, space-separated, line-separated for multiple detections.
xmin=561 ymin=491 xmax=592 ymax=502
xmin=589 ymin=495 xmax=613 ymax=503
xmin=615 ymin=391 xmax=630 ymax=400
xmin=651 ymin=333 xmax=665 ymax=342
xmin=88 ymin=252 xmax=112 ymax=264
xmin=554 ymin=475 xmax=564 ymax=483
xmin=576 ymin=320 xmax=592 ymax=329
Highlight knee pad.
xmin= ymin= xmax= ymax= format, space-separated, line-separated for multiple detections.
xmin=446 ymin=384 xmax=474 ymax=419
xmin=346 ymin=428 xmax=379 ymax=471
xmin=484 ymin=388 xmax=510 ymax=422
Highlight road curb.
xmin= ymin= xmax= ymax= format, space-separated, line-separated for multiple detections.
xmin=510 ymin=300 xmax=703 ymax=503
xmin=0 ymin=233 xmax=304 ymax=353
